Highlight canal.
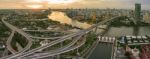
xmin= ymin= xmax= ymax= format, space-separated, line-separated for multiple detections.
xmin=88 ymin=43 xmax=112 ymax=59
xmin=88 ymin=26 xmax=150 ymax=59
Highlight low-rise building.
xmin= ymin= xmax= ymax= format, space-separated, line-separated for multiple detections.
xmin=143 ymin=13 xmax=150 ymax=23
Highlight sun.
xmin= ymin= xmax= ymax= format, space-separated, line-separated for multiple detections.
xmin=26 ymin=0 xmax=77 ymax=4
xmin=47 ymin=0 xmax=77 ymax=4
xmin=25 ymin=4 xmax=43 ymax=9
xmin=25 ymin=0 xmax=77 ymax=8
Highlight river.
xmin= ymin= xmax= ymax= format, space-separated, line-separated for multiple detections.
xmin=48 ymin=11 xmax=91 ymax=29
xmin=48 ymin=11 xmax=150 ymax=59
xmin=105 ymin=26 xmax=150 ymax=37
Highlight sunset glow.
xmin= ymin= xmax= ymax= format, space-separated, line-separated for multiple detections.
xmin=47 ymin=0 xmax=77 ymax=4
xmin=0 ymin=0 xmax=150 ymax=9
xmin=25 ymin=4 xmax=43 ymax=9
xmin=26 ymin=0 xmax=77 ymax=4
xmin=24 ymin=0 xmax=77 ymax=8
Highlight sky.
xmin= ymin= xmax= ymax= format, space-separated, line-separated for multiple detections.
xmin=0 ymin=0 xmax=150 ymax=10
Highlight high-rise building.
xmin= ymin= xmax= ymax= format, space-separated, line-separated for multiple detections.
xmin=135 ymin=3 xmax=141 ymax=21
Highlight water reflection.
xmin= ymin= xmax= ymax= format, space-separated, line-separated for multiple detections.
xmin=48 ymin=11 xmax=91 ymax=29
xmin=88 ymin=43 xmax=112 ymax=59
xmin=105 ymin=26 xmax=150 ymax=37
xmin=139 ymin=26 xmax=150 ymax=35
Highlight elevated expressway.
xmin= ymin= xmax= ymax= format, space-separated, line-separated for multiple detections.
xmin=23 ymin=30 xmax=72 ymax=33
xmin=24 ymin=30 xmax=73 ymax=40
xmin=6 ymin=31 xmax=17 ymax=54
xmin=1 ymin=16 xmax=121 ymax=59
xmin=30 ymin=36 xmax=63 ymax=40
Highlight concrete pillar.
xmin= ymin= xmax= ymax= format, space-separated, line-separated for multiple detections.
xmin=76 ymin=48 xmax=80 ymax=56
xmin=56 ymin=55 xmax=60 ymax=59
xmin=94 ymin=27 xmax=98 ymax=33
xmin=51 ymin=56 xmax=54 ymax=59
xmin=2 ymin=49 xmax=8 ymax=56
xmin=60 ymin=42 xmax=63 ymax=47
xmin=77 ymin=48 xmax=79 ymax=53
xmin=16 ymin=42 xmax=23 ymax=51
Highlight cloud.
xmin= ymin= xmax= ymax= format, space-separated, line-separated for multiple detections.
xmin=0 ymin=0 xmax=149 ymax=10
xmin=0 ymin=0 xmax=22 ymax=2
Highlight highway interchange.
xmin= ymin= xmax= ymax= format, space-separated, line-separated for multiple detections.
xmin=1 ymin=16 xmax=120 ymax=59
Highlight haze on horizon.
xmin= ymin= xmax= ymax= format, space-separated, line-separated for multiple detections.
xmin=0 ymin=0 xmax=150 ymax=10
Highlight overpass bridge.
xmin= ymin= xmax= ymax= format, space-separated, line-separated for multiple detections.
xmin=6 ymin=31 xmax=17 ymax=54
xmin=1 ymin=18 xmax=33 ymax=59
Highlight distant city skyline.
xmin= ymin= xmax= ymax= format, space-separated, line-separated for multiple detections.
xmin=0 ymin=0 xmax=150 ymax=10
